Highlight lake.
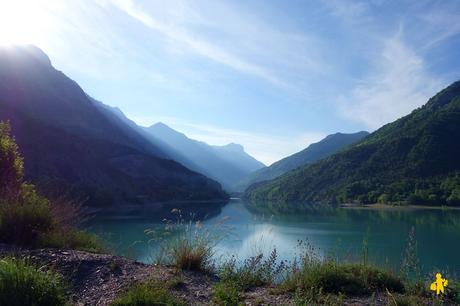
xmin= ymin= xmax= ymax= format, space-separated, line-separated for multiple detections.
xmin=84 ymin=199 xmax=460 ymax=275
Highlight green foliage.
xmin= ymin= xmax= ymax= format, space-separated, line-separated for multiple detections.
xmin=293 ymin=287 xmax=344 ymax=306
xmin=212 ymin=281 xmax=242 ymax=306
xmin=39 ymin=229 xmax=104 ymax=253
xmin=218 ymin=249 xmax=286 ymax=290
xmin=212 ymin=249 xmax=286 ymax=305
xmin=283 ymin=261 xmax=404 ymax=296
xmin=237 ymin=131 xmax=368 ymax=191
xmin=150 ymin=211 xmax=220 ymax=272
xmin=0 ymin=185 xmax=53 ymax=246
xmin=0 ymin=121 xmax=103 ymax=251
xmin=0 ymin=258 xmax=67 ymax=306
xmin=245 ymin=81 xmax=460 ymax=206
xmin=400 ymin=227 xmax=420 ymax=281
xmin=111 ymin=279 xmax=184 ymax=306
xmin=0 ymin=122 xmax=24 ymax=199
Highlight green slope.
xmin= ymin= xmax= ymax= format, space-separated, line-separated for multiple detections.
xmin=236 ymin=131 xmax=368 ymax=192
xmin=244 ymin=80 xmax=460 ymax=206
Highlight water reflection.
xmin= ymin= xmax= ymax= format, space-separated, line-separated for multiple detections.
xmin=83 ymin=199 xmax=460 ymax=274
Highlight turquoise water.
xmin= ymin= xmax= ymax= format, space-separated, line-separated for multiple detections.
xmin=84 ymin=199 xmax=460 ymax=275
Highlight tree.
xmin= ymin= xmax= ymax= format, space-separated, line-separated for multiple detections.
xmin=0 ymin=122 xmax=24 ymax=200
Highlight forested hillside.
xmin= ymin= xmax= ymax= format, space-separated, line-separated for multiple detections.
xmin=245 ymin=81 xmax=460 ymax=206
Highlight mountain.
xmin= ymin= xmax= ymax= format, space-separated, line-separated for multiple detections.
xmin=0 ymin=45 xmax=227 ymax=205
xmin=236 ymin=131 xmax=369 ymax=191
xmin=212 ymin=143 xmax=265 ymax=173
xmin=245 ymin=81 xmax=460 ymax=206
xmin=144 ymin=123 xmax=265 ymax=191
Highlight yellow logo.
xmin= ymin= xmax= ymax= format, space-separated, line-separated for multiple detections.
xmin=430 ymin=273 xmax=448 ymax=295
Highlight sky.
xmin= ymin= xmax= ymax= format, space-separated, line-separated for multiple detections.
xmin=0 ymin=0 xmax=459 ymax=165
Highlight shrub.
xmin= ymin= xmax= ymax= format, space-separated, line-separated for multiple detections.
xmin=39 ymin=229 xmax=104 ymax=253
xmin=151 ymin=210 xmax=226 ymax=272
xmin=111 ymin=279 xmax=184 ymax=306
xmin=0 ymin=122 xmax=104 ymax=251
xmin=283 ymin=261 xmax=404 ymax=296
xmin=293 ymin=287 xmax=344 ymax=306
xmin=0 ymin=185 xmax=53 ymax=246
xmin=0 ymin=122 xmax=24 ymax=200
xmin=212 ymin=281 xmax=242 ymax=306
xmin=168 ymin=231 xmax=214 ymax=271
xmin=218 ymin=249 xmax=286 ymax=290
xmin=0 ymin=258 xmax=67 ymax=306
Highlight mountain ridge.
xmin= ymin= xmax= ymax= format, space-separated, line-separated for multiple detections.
xmin=0 ymin=45 xmax=228 ymax=205
xmin=237 ymin=131 xmax=369 ymax=191
xmin=144 ymin=123 xmax=265 ymax=191
xmin=244 ymin=80 xmax=460 ymax=206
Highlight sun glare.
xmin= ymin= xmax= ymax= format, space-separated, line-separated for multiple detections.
xmin=0 ymin=0 xmax=48 ymax=46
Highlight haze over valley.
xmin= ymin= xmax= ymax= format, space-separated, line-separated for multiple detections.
xmin=0 ymin=1 xmax=460 ymax=305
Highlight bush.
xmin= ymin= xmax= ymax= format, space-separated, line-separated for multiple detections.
xmin=0 ymin=185 xmax=53 ymax=246
xmin=283 ymin=261 xmax=404 ymax=296
xmin=0 ymin=122 xmax=104 ymax=251
xmin=212 ymin=281 xmax=242 ymax=306
xmin=151 ymin=211 xmax=223 ymax=272
xmin=111 ymin=279 xmax=183 ymax=306
xmin=39 ymin=229 xmax=104 ymax=253
xmin=0 ymin=122 xmax=24 ymax=200
xmin=0 ymin=258 xmax=67 ymax=306
xmin=218 ymin=249 xmax=286 ymax=290
xmin=168 ymin=232 xmax=214 ymax=271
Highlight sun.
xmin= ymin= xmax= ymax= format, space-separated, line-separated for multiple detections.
xmin=0 ymin=0 xmax=48 ymax=46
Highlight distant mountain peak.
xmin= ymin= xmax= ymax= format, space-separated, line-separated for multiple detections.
xmin=245 ymin=80 xmax=460 ymax=205
xmin=236 ymin=131 xmax=369 ymax=192
xmin=151 ymin=122 xmax=170 ymax=129
xmin=144 ymin=124 xmax=265 ymax=190
xmin=220 ymin=143 xmax=245 ymax=153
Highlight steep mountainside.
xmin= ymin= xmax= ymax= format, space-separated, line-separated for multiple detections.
xmin=245 ymin=81 xmax=460 ymax=206
xmin=0 ymin=45 xmax=227 ymax=205
xmin=144 ymin=123 xmax=265 ymax=191
xmin=237 ymin=131 xmax=368 ymax=191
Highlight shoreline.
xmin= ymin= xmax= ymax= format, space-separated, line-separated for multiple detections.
xmin=341 ymin=203 xmax=460 ymax=210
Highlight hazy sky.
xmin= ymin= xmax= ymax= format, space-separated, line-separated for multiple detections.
xmin=1 ymin=0 xmax=459 ymax=164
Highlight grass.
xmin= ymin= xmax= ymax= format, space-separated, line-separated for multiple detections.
xmin=150 ymin=210 xmax=229 ymax=272
xmin=0 ymin=184 xmax=104 ymax=252
xmin=218 ymin=249 xmax=286 ymax=290
xmin=39 ymin=229 xmax=104 ymax=253
xmin=212 ymin=249 xmax=286 ymax=305
xmin=0 ymin=186 xmax=53 ymax=246
xmin=0 ymin=258 xmax=67 ymax=306
xmin=111 ymin=278 xmax=184 ymax=306
xmin=0 ymin=122 xmax=104 ymax=252
xmin=212 ymin=281 xmax=242 ymax=306
xmin=282 ymin=261 xmax=405 ymax=296
xmin=168 ymin=232 xmax=214 ymax=271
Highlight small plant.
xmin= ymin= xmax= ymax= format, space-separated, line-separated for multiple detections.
xmin=400 ymin=226 xmax=420 ymax=281
xmin=212 ymin=281 xmax=242 ymax=306
xmin=148 ymin=209 xmax=229 ymax=272
xmin=0 ymin=185 xmax=53 ymax=246
xmin=0 ymin=258 xmax=67 ymax=306
xmin=362 ymin=228 xmax=370 ymax=266
xmin=218 ymin=249 xmax=286 ymax=290
xmin=111 ymin=278 xmax=184 ymax=306
xmin=283 ymin=259 xmax=404 ymax=297
xmin=293 ymin=287 xmax=344 ymax=306
xmin=39 ymin=228 xmax=104 ymax=253
xmin=0 ymin=122 xmax=104 ymax=252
